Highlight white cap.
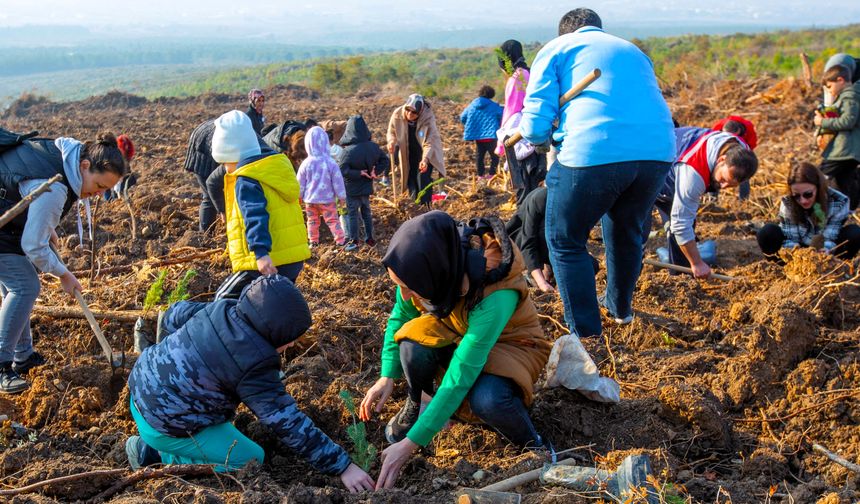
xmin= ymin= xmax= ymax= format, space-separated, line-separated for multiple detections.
xmin=211 ymin=110 xmax=261 ymax=163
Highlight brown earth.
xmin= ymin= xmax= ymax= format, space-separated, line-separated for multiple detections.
xmin=0 ymin=75 xmax=858 ymax=503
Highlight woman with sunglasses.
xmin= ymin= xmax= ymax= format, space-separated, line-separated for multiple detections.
xmin=757 ymin=161 xmax=860 ymax=261
xmin=386 ymin=94 xmax=446 ymax=206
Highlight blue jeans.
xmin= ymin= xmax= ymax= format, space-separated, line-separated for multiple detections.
xmin=0 ymin=254 xmax=40 ymax=365
xmin=399 ymin=340 xmax=542 ymax=447
xmin=545 ymin=160 xmax=670 ymax=337
xmin=346 ymin=195 xmax=374 ymax=243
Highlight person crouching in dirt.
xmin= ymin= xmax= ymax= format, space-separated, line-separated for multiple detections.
xmin=505 ymin=187 xmax=599 ymax=293
xmin=125 ymin=275 xmax=375 ymax=492
xmin=359 ymin=211 xmax=553 ymax=490
xmin=337 ymin=114 xmax=390 ymax=250
xmin=387 ymin=94 xmax=445 ymax=206
xmin=0 ymin=131 xmax=126 ymax=394
xmin=210 ymin=110 xmax=310 ymax=300
xmin=757 ymin=162 xmax=860 ymax=262
xmin=650 ymin=131 xmax=758 ymax=279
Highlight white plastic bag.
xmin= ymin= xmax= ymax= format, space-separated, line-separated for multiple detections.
xmin=544 ymin=333 xmax=621 ymax=403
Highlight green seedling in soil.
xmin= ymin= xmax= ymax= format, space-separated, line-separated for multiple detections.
xmin=339 ymin=389 xmax=377 ymax=472
xmin=166 ymin=269 xmax=198 ymax=306
xmin=660 ymin=331 xmax=676 ymax=348
xmin=415 ymin=177 xmax=446 ymax=204
xmin=143 ymin=269 xmax=168 ymax=312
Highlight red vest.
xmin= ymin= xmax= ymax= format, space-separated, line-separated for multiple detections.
xmin=679 ymin=131 xmax=718 ymax=188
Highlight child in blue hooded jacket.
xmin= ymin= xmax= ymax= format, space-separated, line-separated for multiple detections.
xmin=126 ymin=275 xmax=375 ymax=493
xmin=460 ymin=85 xmax=503 ymax=179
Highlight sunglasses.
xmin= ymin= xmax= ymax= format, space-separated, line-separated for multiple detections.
xmin=792 ymin=190 xmax=815 ymax=201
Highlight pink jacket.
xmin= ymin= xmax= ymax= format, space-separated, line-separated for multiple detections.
xmin=496 ymin=68 xmax=530 ymax=155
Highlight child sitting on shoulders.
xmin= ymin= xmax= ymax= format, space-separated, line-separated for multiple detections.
xmin=297 ymin=126 xmax=347 ymax=248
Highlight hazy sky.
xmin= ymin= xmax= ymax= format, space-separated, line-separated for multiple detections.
xmin=2 ymin=0 xmax=859 ymax=30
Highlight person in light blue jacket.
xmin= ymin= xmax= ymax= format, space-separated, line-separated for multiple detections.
xmin=519 ymin=8 xmax=675 ymax=338
xmin=459 ymin=85 xmax=503 ymax=179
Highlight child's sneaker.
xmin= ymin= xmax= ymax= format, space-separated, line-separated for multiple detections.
xmin=379 ymin=176 xmax=391 ymax=187
xmin=365 ymin=238 xmax=376 ymax=247
xmin=385 ymin=396 xmax=421 ymax=444
xmin=0 ymin=362 xmax=28 ymax=394
xmin=12 ymin=351 xmax=46 ymax=374
xmin=125 ymin=435 xmax=161 ymax=470
xmin=344 ymin=242 xmax=358 ymax=252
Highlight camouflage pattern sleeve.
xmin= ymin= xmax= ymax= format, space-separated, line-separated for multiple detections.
xmin=237 ymin=364 xmax=352 ymax=475
xmin=161 ymin=301 xmax=211 ymax=336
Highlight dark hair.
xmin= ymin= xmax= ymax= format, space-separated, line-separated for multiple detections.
xmin=478 ymin=85 xmax=496 ymax=99
xmin=558 ymin=8 xmax=602 ymax=35
xmin=823 ymin=65 xmax=850 ymax=84
xmin=304 ymin=118 xmax=318 ymax=128
xmin=497 ymin=40 xmax=529 ymax=73
xmin=786 ymin=162 xmax=829 ymax=223
xmin=82 ymin=132 xmax=127 ymax=177
xmin=722 ymin=120 xmax=746 ymax=137
xmin=724 ymin=144 xmax=758 ymax=183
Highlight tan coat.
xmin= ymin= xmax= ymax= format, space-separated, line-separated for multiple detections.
xmin=394 ymin=235 xmax=551 ymax=414
xmin=386 ymin=104 xmax=446 ymax=195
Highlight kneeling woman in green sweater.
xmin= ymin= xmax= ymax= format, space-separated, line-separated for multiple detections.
xmin=359 ymin=211 xmax=553 ymax=489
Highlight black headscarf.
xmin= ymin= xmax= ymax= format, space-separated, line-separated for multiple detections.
xmin=497 ymin=39 xmax=529 ymax=73
xmin=382 ymin=211 xmax=465 ymax=318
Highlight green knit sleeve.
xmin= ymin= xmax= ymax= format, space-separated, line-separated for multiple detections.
xmin=380 ymin=286 xmax=420 ymax=379
xmin=406 ymin=289 xmax=519 ymax=446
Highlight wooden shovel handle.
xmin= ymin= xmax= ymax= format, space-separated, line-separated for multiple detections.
xmin=643 ymin=258 xmax=736 ymax=282
xmin=504 ymin=68 xmax=602 ymax=148
xmin=73 ymin=289 xmax=118 ymax=366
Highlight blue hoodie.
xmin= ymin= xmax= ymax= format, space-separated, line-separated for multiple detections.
xmin=460 ymin=97 xmax=503 ymax=141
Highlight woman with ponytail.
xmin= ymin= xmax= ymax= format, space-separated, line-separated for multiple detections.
xmin=0 ymin=131 xmax=126 ymax=393
xmin=359 ymin=211 xmax=552 ymax=490
xmin=757 ymin=161 xmax=860 ymax=261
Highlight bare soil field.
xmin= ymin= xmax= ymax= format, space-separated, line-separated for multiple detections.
xmin=1 ymin=77 xmax=858 ymax=503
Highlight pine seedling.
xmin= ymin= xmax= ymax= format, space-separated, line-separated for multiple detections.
xmin=338 ymin=390 xmax=377 ymax=471
xmin=143 ymin=269 xmax=168 ymax=311
xmin=166 ymin=269 xmax=198 ymax=306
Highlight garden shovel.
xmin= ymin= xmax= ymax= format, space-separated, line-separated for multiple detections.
xmin=49 ymin=242 xmax=124 ymax=368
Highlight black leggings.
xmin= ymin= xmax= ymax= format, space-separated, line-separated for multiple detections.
xmin=756 ymin=223 xmax=860 ymax=262
xmin=821 ymin=159 xmax=860 ymax=210
xmin=475 ymin=141 xmax=499 ymax=177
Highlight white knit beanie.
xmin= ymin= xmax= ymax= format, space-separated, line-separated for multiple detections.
xmin=211 ymin=110 xmax=261 ymax=163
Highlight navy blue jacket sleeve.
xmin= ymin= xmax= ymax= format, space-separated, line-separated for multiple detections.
xmin=161 ymin=301 xmax=210 ymax=337
xmin=236 ymin=362 xmax=352 ymax=475
xmin=235 ymin=176 xmax=272 ymax=259
xmin=373 ymin=145 xmax=391 ymax=177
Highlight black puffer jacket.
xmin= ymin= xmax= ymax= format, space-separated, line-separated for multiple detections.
xmin=262 ymin=120 xmax=307 ymax=154
xmin=335 ymin=115 xmax=390 ymax=197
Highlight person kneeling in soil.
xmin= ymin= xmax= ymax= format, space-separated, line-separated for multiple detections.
xmin=757 ymin=162 xmax=860 ymax=261
xmin=650 ymin=131 xmax=758 ymax=278
xmin=360 ymin=211 xmax=553 ymax=490
xmin=1 ymin=130 xmax=126 ymax=394
xmin=505 ymin=187 xmax=599 ymax=293
xmin=210 ymin=110 xmax=311 ymax=300
xmin=125 ymin=275 xmax=375 ymax=492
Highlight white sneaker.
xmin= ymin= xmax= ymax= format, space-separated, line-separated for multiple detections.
xmin=614 ymin=314 xmax=634 ymax=325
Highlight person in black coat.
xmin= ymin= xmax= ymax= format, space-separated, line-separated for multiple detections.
xmin=246 ymin=89 xmax=266 ymax=136
xmin=126 ymin=275 xmax=375 ymax=492
xmin=336 ymin=115 xmax=390 ymax=246
xmin=506 ymin=187 xmax=598 ymax=292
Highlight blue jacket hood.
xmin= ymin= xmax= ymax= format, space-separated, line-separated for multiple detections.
xmin=235 ymin=275 xmax=311 ymax=348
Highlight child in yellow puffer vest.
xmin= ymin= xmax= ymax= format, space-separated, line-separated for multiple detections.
xmin=210 ymin=110 xmax=311 ymax=300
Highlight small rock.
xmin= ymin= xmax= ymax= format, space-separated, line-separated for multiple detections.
xmin=472 ymin=470 xmax=486 ymax=482
xmin=141 ymin=225 xmax=152 ymax=238
xmin=677 ymin=470 xmax=693 ymax=481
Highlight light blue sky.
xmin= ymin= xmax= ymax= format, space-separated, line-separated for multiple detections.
xmin=1 ymin=0 xmax=859 ymax=30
